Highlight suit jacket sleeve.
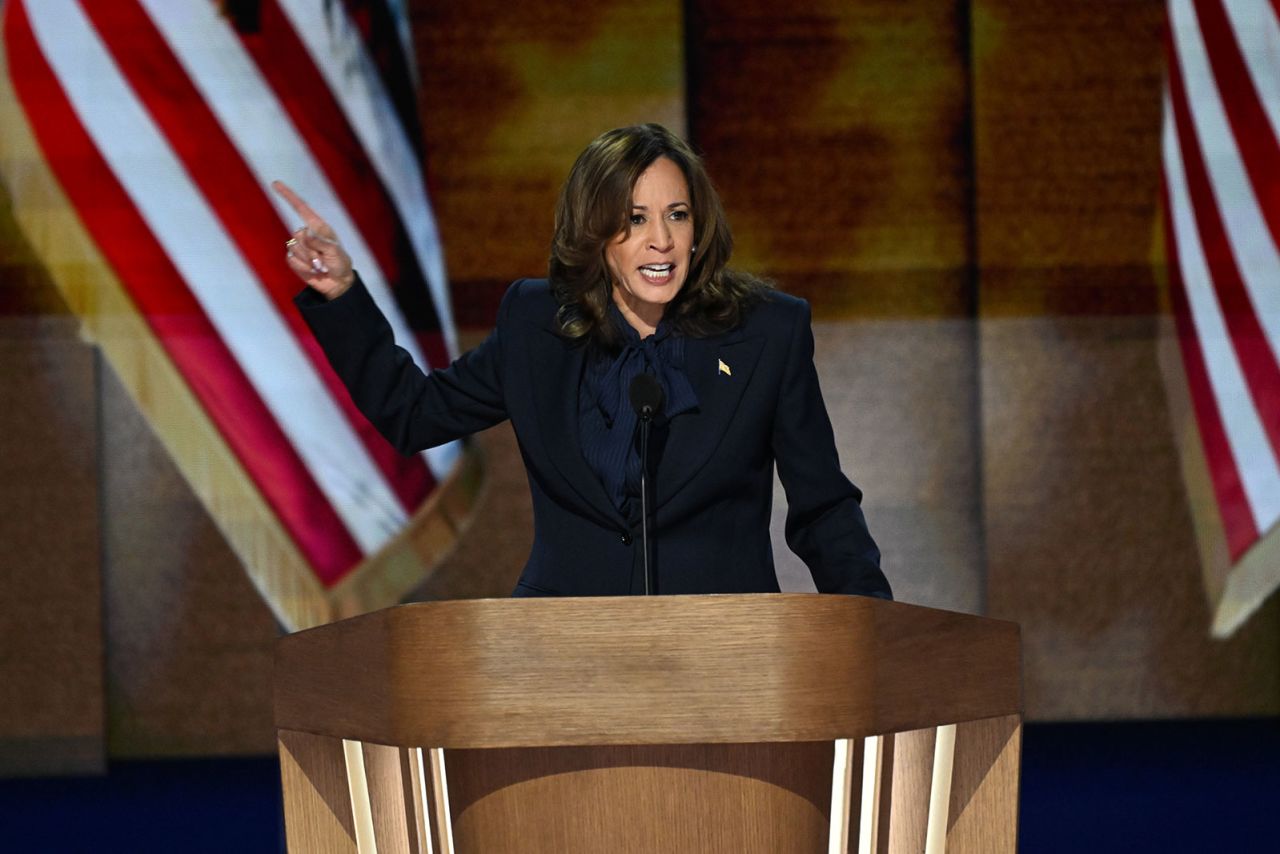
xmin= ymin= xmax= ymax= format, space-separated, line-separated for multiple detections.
xmin=771 ymin=299 xmax=892 ymax=599
xmin=295 ymin=274 xmax=511 ymax=453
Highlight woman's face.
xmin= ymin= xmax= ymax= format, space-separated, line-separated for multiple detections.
xmin=605 ymin=156 xmax=694 ymax=332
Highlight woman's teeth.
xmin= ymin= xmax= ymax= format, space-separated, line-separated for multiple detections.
xmin=640 ymin=264 xmax=674 ymax=280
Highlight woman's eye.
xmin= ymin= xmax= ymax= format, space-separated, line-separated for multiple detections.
xmin=669 ymin=209 xmax=689 ymax=221
xmin=629 ymin=214 xmax=646 ymax=226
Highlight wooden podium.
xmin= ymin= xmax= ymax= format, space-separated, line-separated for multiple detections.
xmin=274 ymin=594 xmax=1021 ymax=853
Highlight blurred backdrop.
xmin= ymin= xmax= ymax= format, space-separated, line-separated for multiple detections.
xmin=1 ymin=0 xmax=1277 ymax=780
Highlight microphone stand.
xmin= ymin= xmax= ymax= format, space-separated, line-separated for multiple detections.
xmin=629 ymin=372 xmax=663 ymax=596
xmin=638 ymin=404 xmax=653 ymax=595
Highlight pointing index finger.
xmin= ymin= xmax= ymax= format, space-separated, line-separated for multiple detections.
xmin=271 ymin=180 xmax=323 ymax=228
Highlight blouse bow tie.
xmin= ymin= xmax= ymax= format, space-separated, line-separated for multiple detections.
xmin=594 ymin=323 xmax=699 ymax=427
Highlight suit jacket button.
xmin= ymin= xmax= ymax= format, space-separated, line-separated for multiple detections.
xmin=621 ymin=532 xmax=633 ymax=545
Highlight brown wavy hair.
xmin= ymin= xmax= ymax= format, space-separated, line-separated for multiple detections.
xmin=550 ymin=124 xmax=769 ymax=350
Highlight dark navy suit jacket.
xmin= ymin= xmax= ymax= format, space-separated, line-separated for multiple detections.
xmin=298 ymin=277 xmax=890 ymax=599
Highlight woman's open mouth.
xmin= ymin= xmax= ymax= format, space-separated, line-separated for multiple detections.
xmin=639 ymin=263 xmax=676 ymax=282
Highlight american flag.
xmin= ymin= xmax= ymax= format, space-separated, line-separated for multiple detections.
xmin=1162 ymin=0 xmax=1280 ymax=636
xmin=0 ymin=0 xmax=471 ymax=630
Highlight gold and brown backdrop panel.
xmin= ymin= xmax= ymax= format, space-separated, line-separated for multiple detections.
xmin=0 ymin=211 xmax=106 ymax=776
xmin=1 ymin=0 xmax=1276 ymax=777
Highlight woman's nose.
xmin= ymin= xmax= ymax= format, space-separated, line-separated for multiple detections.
xmin=649 ymin=220 xmax=674 ymax=252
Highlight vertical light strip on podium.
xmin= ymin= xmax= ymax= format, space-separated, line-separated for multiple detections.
xmin=343 ymin=739 xmax=378 ymax=852
xmin=829 ymin=738 xmax=857 ymax=852
xmin=427 ymin=748 xmax=455 ymax=854
xmin=925 ymin=724 xmax=958 ymax=853
xmin=857 ymin=734 xmax=885 ymax=853
xmin=409 ymin=749 xmax=433 ymax=854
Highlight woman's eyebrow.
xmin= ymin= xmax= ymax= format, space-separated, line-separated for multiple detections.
xmin=631 ymin=201 xmax=690 ymax=210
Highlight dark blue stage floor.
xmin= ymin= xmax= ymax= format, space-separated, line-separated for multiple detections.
xmin=3 ymin=719 xmax=1276 ymax=852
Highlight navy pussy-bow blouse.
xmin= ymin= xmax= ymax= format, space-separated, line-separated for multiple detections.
xmin=578 ymin=304 xmax=699 ymax=513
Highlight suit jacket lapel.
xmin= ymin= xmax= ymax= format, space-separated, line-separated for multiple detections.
xmin=525 ymin=326 xmax=627 ymax=529
xmin=655 ymin=331 xmax=765 ymax=508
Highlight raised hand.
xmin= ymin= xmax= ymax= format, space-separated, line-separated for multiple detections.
xmin=272 ymin=180 xmax=355 ymax=300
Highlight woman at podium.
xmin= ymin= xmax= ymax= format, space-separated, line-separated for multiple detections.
xmin=276 ymin=124 xmax=891 ymax=601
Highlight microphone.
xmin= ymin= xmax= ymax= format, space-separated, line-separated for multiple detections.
xmin=629 ymin=373 xmax=664 ymax=594
xmin=629 ymin=372 xmax=664 ymax=421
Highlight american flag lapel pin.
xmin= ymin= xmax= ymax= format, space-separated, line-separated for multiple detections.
xmin=718 ymin=358 xmax=732 ymax=377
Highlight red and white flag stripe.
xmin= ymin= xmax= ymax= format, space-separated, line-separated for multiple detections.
xmin=1164 ymin=0 xmax=1280 ymax=568
xmin=4 ymin=0 xmax=460 ymax=588
xmin=273 ymin=0 xmax=457 ymax=355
